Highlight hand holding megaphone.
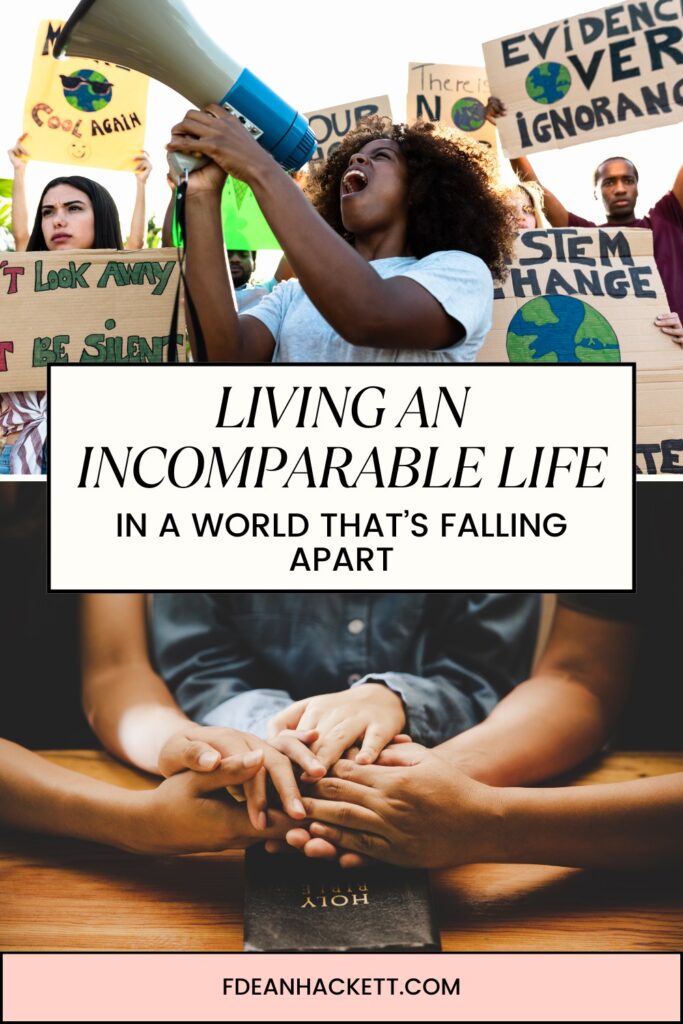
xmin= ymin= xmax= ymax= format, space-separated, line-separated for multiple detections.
xmin=169 ymin=104 xmax=277 ymax=193
xmin=167 ymin=112 xmax=227 ymax=197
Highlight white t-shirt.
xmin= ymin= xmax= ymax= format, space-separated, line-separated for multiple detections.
xmin=243 ymin=251 xmax=493 ymax=363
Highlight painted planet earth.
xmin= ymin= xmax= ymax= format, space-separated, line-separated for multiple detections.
xmin=506 ymin=295 xmax=621 ymax=364
xmin=451 ymin=97 xmax=486 ymax=132
xmin=61 ymin=68 xmax=112 ymax=112
xmin=525 ymin=62 xmax=571 ymax=105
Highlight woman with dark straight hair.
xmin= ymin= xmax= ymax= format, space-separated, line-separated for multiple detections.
xmin=0 ymin=175 xmax=124 ymax=475
xmin=25 ymin=174 xmax=124 ymax=251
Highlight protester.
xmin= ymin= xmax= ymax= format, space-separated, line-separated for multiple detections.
xmin=504 ymin=179 xmax=546 ymax=230
xmin=167 ymin=111 xmax=513 ymax=364
xmin=485 ymin=102 xmax=683 ymax=342
xmin=0 ymin=175 xmax=124 ymax=474
xmin=6 ymin=136 xmax=153 ymax=252
xmin=227 ymin=249 xmax=269 ymax=311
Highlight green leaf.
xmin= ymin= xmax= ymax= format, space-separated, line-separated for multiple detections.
xmin=0 ymin=179 xmax=13 ymax=199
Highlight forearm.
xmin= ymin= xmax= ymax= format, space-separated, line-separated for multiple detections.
xmin=510 ymin=156 xmax=568 ymax=227
xmin=184 ymin=190 xmax=243 ymax=361
xmin=511 ymin=156 xmax=538 ymax=183
xmin=83 ymin=662 xmax=191 ymax=775
xmin=0 ymin=739 xmax=139 ymax=850
xmin=495 ymin=774 xmax=683 ymax=869
xmin=125 ymin=180 xmax=146 ymax=250
xmin=82 ymin=593 xmax=190 ymax=774
xmin=275 ymin=253 xmax=293 ymax=282
xmin=438 ymin=675 xmax=614 ymax=785
xmin=11 ymin=169 xmax=29 ymax=251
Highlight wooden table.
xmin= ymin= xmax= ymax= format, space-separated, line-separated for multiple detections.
xmin=1 ymin=750 xmax=681 ymax=951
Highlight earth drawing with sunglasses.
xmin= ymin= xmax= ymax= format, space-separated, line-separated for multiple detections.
xmin=60 ymin=69 xmax=113 ymax=112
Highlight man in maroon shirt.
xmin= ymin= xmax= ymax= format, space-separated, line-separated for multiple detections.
xmin=484 ymin=99 xmax=683 ymax=340
xmin=513 ymin=152 xmax=683 ymax=338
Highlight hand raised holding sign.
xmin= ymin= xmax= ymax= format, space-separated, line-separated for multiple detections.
xmin=8 ymin=134 xmax=29 ymax=171
xmin=656 ymin=312 xmax=683 ymax=345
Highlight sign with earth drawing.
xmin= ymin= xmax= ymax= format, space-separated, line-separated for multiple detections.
xmin=477 ymin=227 xmax=683 ymax=475
xmin=22 ymin=20 xmax=149 ymax=171
xmin=483 ymin=2 xmax=683 ymax=157
xmin=407 ymin=64 xmax=497 ymax=150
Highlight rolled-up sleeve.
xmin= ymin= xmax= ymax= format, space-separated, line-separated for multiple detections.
xmin=352 ymin=593 xmax=539 ymax=746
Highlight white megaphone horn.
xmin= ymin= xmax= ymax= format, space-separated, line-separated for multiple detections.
xmin=54 ymin=0 xmax=316 ymax=174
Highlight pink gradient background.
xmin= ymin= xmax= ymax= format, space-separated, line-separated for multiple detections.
xmin=3 ymin=953 xmax=680 ymax=1021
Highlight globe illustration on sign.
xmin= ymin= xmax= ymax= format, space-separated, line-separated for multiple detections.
xmin=60 ymin=69 xmax=113 ymax=112
xmin=525 ymin=62 xmax=572 ymax=104
xmin=506 ymin=295 xmax=621 ymax=364
xmin=451 ymin=97 xmax=486 ymax=132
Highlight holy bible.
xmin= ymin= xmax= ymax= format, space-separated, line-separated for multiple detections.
xmin=244 ymin=845 xmax=441 ymax=952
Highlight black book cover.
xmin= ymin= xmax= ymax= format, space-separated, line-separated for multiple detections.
xmin=243 ymin=845 xmax=441 ymax=952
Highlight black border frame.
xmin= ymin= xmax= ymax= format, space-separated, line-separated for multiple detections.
xmin=46 ymin=361 xmax=637 ymax=595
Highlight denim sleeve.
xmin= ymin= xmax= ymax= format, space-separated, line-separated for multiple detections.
xmin=352 ymin=593 xmax=539 ymax=746
xmin=202 ymin=690 xmax=292 ymax=738
xmin=151 ymin=593 xmax=293 ymax=736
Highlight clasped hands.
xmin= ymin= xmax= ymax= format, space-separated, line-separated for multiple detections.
xmin=158 ymin=683 xmax=410 ymax=859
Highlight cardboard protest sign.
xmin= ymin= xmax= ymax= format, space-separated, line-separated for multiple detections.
xmin=22 ymin=20 xmax=149 ymax=171
xmin=635 ymin=375 xmax=683 ymax=474
xmin=0 ymin=248 xmax=184 ymax=391
xmin=407 ymin=63 xmax=496 ymax=149
xmin=477 ymin=227 xmax=683 ymax=474
xmin=306 ymin=96 xmax=393 ymax=164
xmin=483 ymin=3 xmax=683 ymax=157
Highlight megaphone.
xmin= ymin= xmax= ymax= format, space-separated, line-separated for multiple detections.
xmin=54 ymin=0 xmax=316 ymax=173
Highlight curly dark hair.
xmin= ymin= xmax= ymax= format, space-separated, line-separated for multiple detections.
xmin=307 ymin=116 xmax=513 ymax=278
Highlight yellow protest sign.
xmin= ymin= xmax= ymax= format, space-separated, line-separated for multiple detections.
xmin=483 ymin=3 xmax=683 ymax=158
xmin=305 ymin=96 xmax=393 ymax=165
xmin=407 ymin=63 xmax=496 ymax=149
xmin=477 ymin=227 xmax=683 ymax=475
xmin=0 ymin=248 xmax=185 ymax=391
xmin=22 ymin=20 xmax=149 ymax=171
